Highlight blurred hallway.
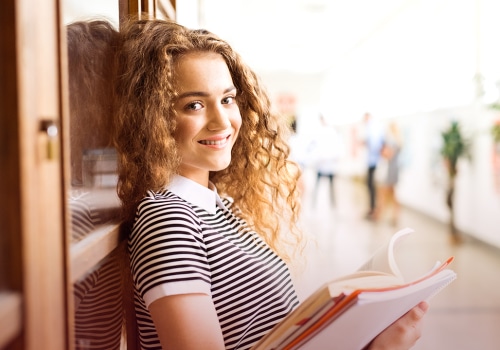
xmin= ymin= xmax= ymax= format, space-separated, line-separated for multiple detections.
xmin=291 ymin=168 xmax=500 ymax=350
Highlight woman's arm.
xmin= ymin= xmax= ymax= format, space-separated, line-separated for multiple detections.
xmin=367 ymin=301 xmax=429 ymax=350
xmin=149 ymin=293 xmax=225 ymax=350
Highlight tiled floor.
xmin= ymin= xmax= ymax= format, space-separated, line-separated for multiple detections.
xmin=290 ymin=169 xmax=500 ymax=350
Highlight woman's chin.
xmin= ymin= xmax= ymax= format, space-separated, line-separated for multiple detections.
xmin=212 ymin=159 xmax=232 ymax=172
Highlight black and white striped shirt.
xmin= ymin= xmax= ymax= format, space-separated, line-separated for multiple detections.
xmin=129 ymin=175 xmax=299 ymax=349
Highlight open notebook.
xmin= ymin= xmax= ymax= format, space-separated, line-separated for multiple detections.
xmin=252 ymin=228 xmax=457 ymax=350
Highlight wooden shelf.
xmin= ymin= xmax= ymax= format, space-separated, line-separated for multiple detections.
xmin=70 ymin=222 xmax=123 ymax=283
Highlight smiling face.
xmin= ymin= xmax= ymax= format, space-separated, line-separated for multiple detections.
xmin=173 ymin=51 xmax=242 ymax=187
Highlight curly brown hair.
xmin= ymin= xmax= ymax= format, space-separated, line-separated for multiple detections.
xmin=114 ymin=18 xmax=303 ymax=260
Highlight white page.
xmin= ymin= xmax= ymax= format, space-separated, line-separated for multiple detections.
xmin=356 ymin=227 xmax=414 ymax=279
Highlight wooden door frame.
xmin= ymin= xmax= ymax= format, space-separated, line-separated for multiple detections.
xmin=0 ymin=0 xmax=24 ymax=346
xmin=19 ymin=0 xmax=68 ymax=347
xmin=0 ymin=0 xmax=68 ymax=349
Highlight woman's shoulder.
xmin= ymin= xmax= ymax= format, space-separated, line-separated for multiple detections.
xmin=136 ymin=189 xmax=198 ymax=217
xmin=131 ymin=189 xmax=203 ymax=236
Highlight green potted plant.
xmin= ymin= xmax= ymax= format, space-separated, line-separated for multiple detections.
xmin=440 ymin=121 xmax=470 ymax=244
xmin=492 ymin=120 xmax=500 ymax=144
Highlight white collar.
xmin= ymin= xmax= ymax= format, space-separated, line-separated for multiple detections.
xmin=167 ymin=175 xmax=227 ymax=214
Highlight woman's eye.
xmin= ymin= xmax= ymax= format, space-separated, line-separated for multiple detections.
xmin=186 ymin=101 xmax=203 ymax=111
xmin=222 ymin=96 xmax=235 ymax=104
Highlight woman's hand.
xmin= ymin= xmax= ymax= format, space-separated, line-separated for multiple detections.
xmin=367 ymin=301 xmax=429 ymax=350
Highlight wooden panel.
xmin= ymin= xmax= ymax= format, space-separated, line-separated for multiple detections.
xmin=0 ymin=293 xmax=22 ymax=349
xmin=58 ymin=12 xmax=74 ymax=350
xmin=0 ymin=0 xmax=23 ymax=296
xmin=16 ymin=0 xmax=68 ymax=348
xmin=121 ymin=0 xmax=176 ymax=20
xmin=120 ymin=0 xmax=139 ymax=23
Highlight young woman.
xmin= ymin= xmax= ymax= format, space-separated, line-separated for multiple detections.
xmin=113 ymin=18 xmax=428 ymax=350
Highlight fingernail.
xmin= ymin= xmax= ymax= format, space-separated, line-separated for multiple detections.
xmin=418 ymin=301 xmax=429 ymax=313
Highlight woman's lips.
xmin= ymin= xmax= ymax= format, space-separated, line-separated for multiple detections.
xmin=198 ymin=134 xmax=231 ymax=146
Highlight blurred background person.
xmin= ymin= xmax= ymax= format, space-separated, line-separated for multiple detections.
xmin=287 ymin=114 xmax=308 ymax=199
xmin=311 ymin=114 xmax=341 ymax=208
xmin=376 ymin=120 xmax=403 ymax=225
xmin=361 ymin=112 xmax=384 ymax=220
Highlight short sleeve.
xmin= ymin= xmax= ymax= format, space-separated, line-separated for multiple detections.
xmin=128 ymin=195 xmax=212 ymax=306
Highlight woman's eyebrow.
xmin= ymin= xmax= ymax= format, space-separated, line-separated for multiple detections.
xmin=177 ymin=86 xmax=236 ymax=100
xmin=177 ymin=91 xmax=208 ymax=99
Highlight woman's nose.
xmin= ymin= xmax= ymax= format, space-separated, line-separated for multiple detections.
xmin=207 ymin=106 xmax=231 ymax=131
